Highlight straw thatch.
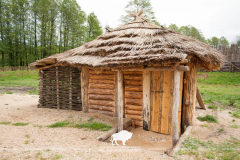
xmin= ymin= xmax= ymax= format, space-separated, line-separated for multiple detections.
xmin=30 ymin=12 xmax=224 ymax=71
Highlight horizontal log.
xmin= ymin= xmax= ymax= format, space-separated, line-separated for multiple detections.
xmin=125 ymin=98 xmax=142 ymax=106
xmin=125 ymin=110 xmax=142 ymax=115
xmin=88 ymin=88 xmax=115 ymax=95
xmin=124 ymin=75 xmax=142 ymax=80
xmin=113 ymin=66 xmax=189 ymax=72
xmin=37 ymin=58 xmax=56 ymax=64
xmin=125 ymin=85 xmax=143 ymax=92
xmin=133 ymin=120 xmax=143 ymax=126
xmin=125 ymin=105 xmax=142 ymax=111
xmin=125 ymin=91 xmax=143 ymax=99
xmin=89 ymin=83 xmax=115 ymax=89
xmin=88 ymin=109 xmax=114 ymax=116
xmin=89 ymin=75 xmax=115 ymax=80
xmin=97 ymin=118 xmax=132 ymax=141
xmin=125 ymin=114 xmax=143 ymax=121
xmin=89 ymin=70 xmax=115 ymax=75
xmin=89 ymin=79 xmax=115 ymax=84
xmin=88 ymin=99 xmax=115 ymax=107
xmin=89 ymin=105 xmax=114 ymax=112
xmin=123 ymin=71 xmax=142 ymax=75
xmin=88 ymin=94 xmax=115 ymax=101
xmin=124 ymin=80 xmax=142 ymax=86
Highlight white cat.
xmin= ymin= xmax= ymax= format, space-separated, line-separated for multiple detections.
xmin=110 ymin=130 xmax=133 ymax=145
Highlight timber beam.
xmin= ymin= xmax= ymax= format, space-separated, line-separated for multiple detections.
xmin=112 ymin=66 xmax=189 ymax=72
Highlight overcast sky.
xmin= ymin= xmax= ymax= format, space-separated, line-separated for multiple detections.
xmin=77 ymin=0 xmax=240 ymax=43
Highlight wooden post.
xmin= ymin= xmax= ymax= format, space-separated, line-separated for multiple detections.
xmin=69 ymin=67 xmax=72 ymax=110
xmin=196 ymin=87 xmax=206 ymax=110
xmin=143 ymin=71 xmax=151 ymax=131
xmin=81 ymin=67 xmax=89 ymax=112
xmin=114 ymin=72 xmax=118 ymax=117
xmin=56 ymin=67 xmax=59 ymax=109
xmin=182 ymin=58 xmax=197 ymax=131
xmin=117 ymin=70 xmax=124 ymax=132
xmin=172 ymin=70 xmax=181 ymax=147
xmin=39 ymin=70 xmax=44 ymax=107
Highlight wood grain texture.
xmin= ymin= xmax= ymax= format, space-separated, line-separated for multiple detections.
xmin=196 ymin=87 xmax=206 ymax=110
xmin=88 ymin=109 xmax=114 ymax=116
xmin=124 ymin=80 xmax=142 ymax=86
xmin=125 ymin=91 xmax=143 ymax=99
xmin=125 ymin=105 xmax=142 ymax=111
xmin=125 ymin=114 xmax=143 ymax=121
xmin=89 ymin=105 xmax=114 ymax=112
xmin=89 ymin=74 xmax=115 ymax=80
xmin=89 ymin=79 xmax=115 ymax=84
xmin=88 ymin=88 xmax=115 ymax=95
xmin=117 ymin=70 xmax=124 ymax=132
xmin=88 ymin=94 xmax=115 ymax=101
xmin=172 ymin=70 xmax=181 ymax=147
xmin=125 ymin=98 xmax=143 ymax=106
xmin=125 ymin=110 xmax=142 ymax=115
xmin=143 ymin=71 xmax=151 ymax=130
xmin=125 ymin=85 xmax=143 ymax=92
xmin=81 ymin=67 xmax=89 ymax=112
xmin=88 ymin=99 xmax=115 ymax=107
xmin=89 ymin=83 xmax=115 ymax=89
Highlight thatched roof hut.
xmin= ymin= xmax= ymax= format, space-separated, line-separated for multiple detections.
xmin=30 ymin=12 xmax=223 ymax=71
xmin=30 ymin=11 xmax=223 ymax=150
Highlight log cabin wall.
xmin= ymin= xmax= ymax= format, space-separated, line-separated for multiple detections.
xmin=124 ymin=71 xmax=143 ymax=127
xmin=88 ymin=70 xmax=115 ymax=116
xmin=38 ymin=66 xmax=82 ymax=110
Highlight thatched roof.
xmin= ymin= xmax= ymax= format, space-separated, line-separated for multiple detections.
xmin=30 ymin=12 xmax=224 ymax=71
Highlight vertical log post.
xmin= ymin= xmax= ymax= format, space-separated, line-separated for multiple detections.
xmin=69 ymin=67 xmax=72 ymax=110
xmin=114 ymin=72 xmax=118 ymax=117
xmin=56 ymin=67 xmax=59 ymax=109
xmin=81 ymin=67 xmax=89 ymax=113
xmin=39 ymin=70 xmax=44 ymax=107
xmin=143 ymin=71 xmax=151 ymax=131
xmin=196 ymin=87 xmax=206 ymax=110
xmin=182 ymin=58 xmax=197 ymax=132
xmin=117 ymin=70 xmax=124 ymax=132
xmin=172 ymin=70 xmax=181 ymax=147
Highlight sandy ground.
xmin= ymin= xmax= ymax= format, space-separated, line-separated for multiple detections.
xmin=0 ymin=94 xmax=172 ymax=160
xmin=0 ymin=93 xmax=239 ymax=160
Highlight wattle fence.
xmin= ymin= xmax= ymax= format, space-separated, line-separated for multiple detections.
xmin=199 ymin=44 xmax=240 ymax=72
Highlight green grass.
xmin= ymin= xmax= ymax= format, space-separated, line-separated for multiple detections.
xmin=47 ymin=121 xmax=70 ymax=128
xmin=208 ymin=104 xmax=218 ymax=110
xmin=0 ymin=70 xmax=39 ymax=90
xmin=25 ymin=140 xmax=29 ymax=144
xmin=197 ymin=73 xmax=240 ymax=109
xmin=231 ymin=124 xmax=238 ymax=128
xmin=54 ymin=154 xmax=63 ymax=159
xmin=197 ymin=114 xmax=218 ymax=123
xmin=74 ymin=122 xmax=112 ymax=131
xmin=177 ymin=136 xmax=240 ymax=160
xmin=232 ymin=111 xmax=240 ymax=118
xmin=0 ymin=121 xmax=11 ymax=125
xmin=197 ymin=72 xmax=240 ymax=85
xmin=6 ymin=91 xmax=13 ymax=94
xmin=12 ymin=122 xmax=29 ymax=126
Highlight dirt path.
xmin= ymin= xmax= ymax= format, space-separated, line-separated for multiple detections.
xmin=0 ymin=94 xmax=172 ymax=160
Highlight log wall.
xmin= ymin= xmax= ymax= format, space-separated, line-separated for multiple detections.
xmin=38 ymin=66 xmax=82 ymax=110
xmin=124 ymin=71 xmax=143 ymax=126
xmin=88 ymin=70 xmax=115 ymax=116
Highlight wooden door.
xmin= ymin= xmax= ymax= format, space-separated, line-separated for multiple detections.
xmin=150 ymin=71 xmax=183 ymax=135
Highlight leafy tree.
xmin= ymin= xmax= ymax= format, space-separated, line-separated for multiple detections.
xmin=179 ymin=25 xmax=206 ymax=43
xmin=120 ymin=0 xmax=160 ymax=25
xmin=219 ymin=36 xmax=229 ymax=47
xmin=168 ymin=24 xmax=179 ymax=32
xmin=211 ymin=36 xmax=219 ymax=49
xmin=86 ymin=12 xmax=103 ymax=42
xmin=235 ymin=35 xmax=240 ymax=46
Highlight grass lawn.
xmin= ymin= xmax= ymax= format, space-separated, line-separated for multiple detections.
xmin=0 ymin=70 xmax=39 ymax=94
xmin=197 ymin=72 xmax=240 ymax=109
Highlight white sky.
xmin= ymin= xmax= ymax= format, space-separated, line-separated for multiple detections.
xmin=77 ymin=0 xmax=240 ymax=43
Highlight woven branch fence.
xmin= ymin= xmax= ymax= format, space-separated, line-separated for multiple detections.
xmin=39 ymin=66 xmax=82 ymax=111
xmin=199 ymin=44 xmax=240 ymax=72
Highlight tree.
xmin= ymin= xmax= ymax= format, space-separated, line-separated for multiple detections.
xmin=179 ymin=25 xmax=206 ymax=43
xmin=235 ymin=35 xmax=240 ymax=46
xmin=86 ymin=12 xmax=102 ymax=42
xmin=120 ymin=0 xmax=160 ymax=25
xmin=211 ymin=37 xmax=219 ymax=49
xmin=219 ymin=36 xmax=229 ymax=47
xmin=168 ymin=24 xmax=179 ymax=32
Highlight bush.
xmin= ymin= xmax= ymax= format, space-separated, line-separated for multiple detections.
xmin=197 ymin=115 xmax=218 ymax=123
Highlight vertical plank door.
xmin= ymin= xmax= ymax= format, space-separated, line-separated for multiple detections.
xmin=150 ymin=71 xmax=183 ymax=135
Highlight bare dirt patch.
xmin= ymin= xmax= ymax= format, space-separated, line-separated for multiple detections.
xmin=0 ymin=94 xmax=171 ymax=160
xmin=0 ymin=86 xmax=36 ymax=94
